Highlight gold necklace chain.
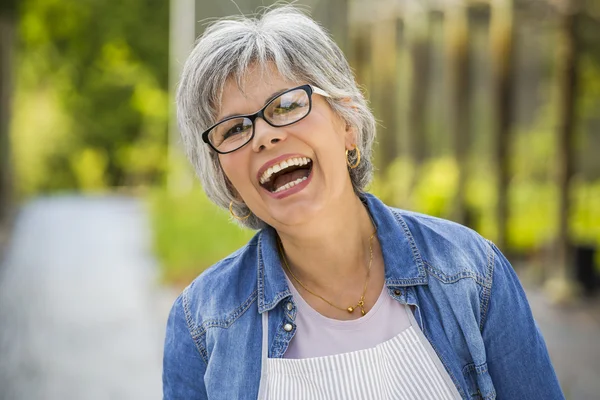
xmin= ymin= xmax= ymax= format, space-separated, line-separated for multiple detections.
xmin=277 ymin=231 xmax=377 ymax=316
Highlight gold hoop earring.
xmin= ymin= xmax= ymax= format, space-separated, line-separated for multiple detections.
xmin=229 ymin=201 xmax=251 ymax=221
xmin=346 ymin=145 xmax=361 ymax=169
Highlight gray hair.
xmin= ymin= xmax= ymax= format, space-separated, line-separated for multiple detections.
xmin=177 ymin=5 xmax=377 ymax=230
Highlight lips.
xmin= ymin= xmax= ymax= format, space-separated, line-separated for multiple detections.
xmin=257 ymin=154 xmax=313 ymax=193
xmin=256 ymin=153 xmax=311 ymax=182
xmin=253 ymin=153 xmax=315 ymax=199
xmin=263 ymin=166 xmax=314 ymax=199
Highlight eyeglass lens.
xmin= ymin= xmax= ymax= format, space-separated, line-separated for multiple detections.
xmin=208 ymin=87 xmax=311 ymax=153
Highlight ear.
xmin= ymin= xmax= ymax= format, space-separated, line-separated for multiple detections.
xmin=344 ymin=122 xmax=358 ymax=151
xmin=337 ymin=98 xmax=358 ymax=150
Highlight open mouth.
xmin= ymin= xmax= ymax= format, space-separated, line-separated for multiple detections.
xmin=259 ymin=157 xmax=313 ymax=193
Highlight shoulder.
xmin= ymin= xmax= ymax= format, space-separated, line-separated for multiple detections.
xmin=390 ymin=206 xmax=493 ymax=286
xmin=177 ymin=231 xmax=262 ymax=335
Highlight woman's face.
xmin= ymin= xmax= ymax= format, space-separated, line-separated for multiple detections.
xmin=217 ymin=64 xmax=356 ymax=229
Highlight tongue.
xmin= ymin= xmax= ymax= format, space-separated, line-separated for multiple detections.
xmin=272 ymin=169 xmax=310 ymax=191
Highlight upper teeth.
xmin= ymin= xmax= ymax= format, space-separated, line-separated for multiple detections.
xmin=260 ymin=157 xmax=311 ymax=185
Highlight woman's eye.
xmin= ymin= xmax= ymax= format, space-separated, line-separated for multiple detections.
xmin=224 ymin=124 xmax=250 ymax=139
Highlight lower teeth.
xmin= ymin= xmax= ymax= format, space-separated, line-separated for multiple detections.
xmin=273 ymin=176 xmax=308 ymax=193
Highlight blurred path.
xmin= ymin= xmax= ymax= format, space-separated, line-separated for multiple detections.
xmin=0 ymin=196 xmax=176 ymax=400
xmin=526 ymin=285 xmax=600 ymax=400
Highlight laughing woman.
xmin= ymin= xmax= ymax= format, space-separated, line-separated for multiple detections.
xmin=163 ymin=6 xmax=564 ymax=400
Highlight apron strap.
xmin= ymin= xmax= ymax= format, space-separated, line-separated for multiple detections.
xmin=404 ymin=303 xmax=420 ymax=327
xmin=256 ymin=311 xmax=269 ymax=399
xmin=403 ymin=304 xmax=462 ymax=399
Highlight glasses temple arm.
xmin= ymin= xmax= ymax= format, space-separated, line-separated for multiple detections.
xmin=310 ymin=86 xmax=331 ymax=98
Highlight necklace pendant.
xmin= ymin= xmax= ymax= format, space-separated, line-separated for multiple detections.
xmin=347 ymin=306 xmax=354 ymax=313
xmin=361 ymin=308 xmax=366 ymax=316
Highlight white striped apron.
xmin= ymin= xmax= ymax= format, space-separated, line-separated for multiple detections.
xmin=257 ymin=304 xmax=462 ymax=400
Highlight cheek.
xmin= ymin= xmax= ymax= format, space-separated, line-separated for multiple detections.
xmin=218 ymin=156 xmax=234 ymax=181
xmin=308 ymin=110 xmax=347 ymax=145
xmin=218 ymin=153 xmax=253 ymax=193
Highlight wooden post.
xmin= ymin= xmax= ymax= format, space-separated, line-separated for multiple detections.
xmin=370 ymin=15 xmax=400 ymax=173
xmin=490 ymin=0 xmax=514 ymax=251
xmin=167 ymin=0 xmax=196 ymax=195
xmin=348 ymin=23 xmax=372 ymax=89
xmin=407 ymin=9 xmax=432 ymax=167
xmin=0 ymin=0 xmax=16 ymax=228
xmin=445 ymin=4 xmax=471 ymax=225
xmin=546 ymin=1 xmax=581 ymax=302
xmin=313 ymin=0 xmax=349 ymax=54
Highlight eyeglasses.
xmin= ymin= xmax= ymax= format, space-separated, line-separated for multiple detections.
xmin=202 ymin=84 xmax=330 ymax=154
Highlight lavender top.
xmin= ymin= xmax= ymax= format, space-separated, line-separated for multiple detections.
xmin=283 ymin=274 xmax=412 ymax=359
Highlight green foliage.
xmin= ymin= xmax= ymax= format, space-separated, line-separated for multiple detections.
xmin=371 ymin=157 xmax=600 ymax=263
xmin=146 ymin=185 xmax=255 ymax=286
xmin=571 ymin=178 xmax=600 ymax=245
xmin=12 ymin=0 xmax=169 ymax=196
xmin=11 ymin=86 xmax=74 ymax=194
xmin=370 ymin=156 xmax=460 ymax=218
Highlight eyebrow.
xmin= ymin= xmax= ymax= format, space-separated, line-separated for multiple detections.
xmin=217 ymin=88 xmax=290 ymax=121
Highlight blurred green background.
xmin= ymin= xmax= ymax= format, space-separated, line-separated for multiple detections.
xmin=1 ymin=0 xmax=599 ymax=293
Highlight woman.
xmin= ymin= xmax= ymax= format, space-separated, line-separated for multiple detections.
xmin=163 ymin=6 xmax=564 ymax=400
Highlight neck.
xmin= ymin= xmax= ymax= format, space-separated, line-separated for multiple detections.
xmin=275 ymin=192 xmax=379 ymax=295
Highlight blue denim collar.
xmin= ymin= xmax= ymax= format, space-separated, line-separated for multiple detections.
xmin=256 ymin=192 xmax=429 ymax=313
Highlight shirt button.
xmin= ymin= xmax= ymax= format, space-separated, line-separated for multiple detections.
xmin=283 ymin=323 xmax=294 ymax=332
xmin=394 ymin=289 xmax=402 ymax=296
xmin=286 ymin=302 xmax=293 ymax=311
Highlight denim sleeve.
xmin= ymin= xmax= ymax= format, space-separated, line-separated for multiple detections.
xmin=482 ymin=241 xmax=565 ymax=399
xmin=163 ymin=294 xmax=208 ymax=400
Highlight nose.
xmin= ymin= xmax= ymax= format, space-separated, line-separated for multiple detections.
xmin=251 ymin=118 xmax=287 ymax=152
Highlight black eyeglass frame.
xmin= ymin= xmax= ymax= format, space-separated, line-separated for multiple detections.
xmin=201 ymin=84 xmax=330 ymax=154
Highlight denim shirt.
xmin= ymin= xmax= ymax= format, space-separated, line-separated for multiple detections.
xmin=163 ymin=193 xmax=564 ymax=400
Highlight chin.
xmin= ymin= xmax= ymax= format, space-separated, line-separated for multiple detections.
xmin=269 ymin=200 xmax=323 ymax=228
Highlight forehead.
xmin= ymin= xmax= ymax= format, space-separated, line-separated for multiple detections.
xmin=217 ymin=63 xmax=302 ymax=120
